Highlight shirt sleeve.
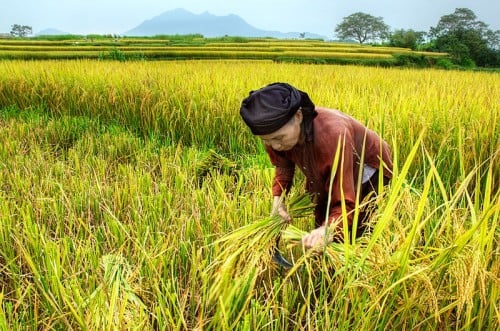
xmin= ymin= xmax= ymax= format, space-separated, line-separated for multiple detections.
xmin=265 ymin=146 xmax=295 ymax=197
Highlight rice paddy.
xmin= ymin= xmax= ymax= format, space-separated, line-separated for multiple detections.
xmin=0 ymin=37 xmax=447 ymax=65
xmin=0 ymin=56 xmax=498 ymax=330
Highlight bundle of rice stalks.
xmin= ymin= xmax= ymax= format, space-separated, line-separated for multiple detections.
xmin=280 ymin=201 xmax=396 ymax=284
xmin=205 ymin=193 xmax=314 ymax=327
xmin=281 ymin=223 xmax=373 ymax=276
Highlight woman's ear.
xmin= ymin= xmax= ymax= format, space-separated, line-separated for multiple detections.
xmin=295 ymin=109 xmax=303 ymax=124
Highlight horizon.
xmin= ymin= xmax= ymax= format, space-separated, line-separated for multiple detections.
xmin=1 ymin=1 xmax=499 ymax=38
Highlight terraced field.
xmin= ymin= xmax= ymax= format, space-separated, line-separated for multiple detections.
xmin=0 ymin=37 xmax=447 ymax=65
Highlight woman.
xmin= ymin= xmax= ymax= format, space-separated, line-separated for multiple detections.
xmin=240 ymin=82 xmax=392 ymax=248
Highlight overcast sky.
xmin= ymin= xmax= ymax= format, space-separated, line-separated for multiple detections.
xmin=1 ymin=0 xmax=498 ymax=37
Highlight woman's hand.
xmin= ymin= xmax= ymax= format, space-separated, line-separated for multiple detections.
xmin=277 ymin=206 xmax=291 ymax=222
xmin=302 ymin=225 xmax=333 ymax=249
xmin=272 ymin=196 xmax=291 ymax=223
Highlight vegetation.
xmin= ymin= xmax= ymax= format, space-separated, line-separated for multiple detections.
xmin=329 ymin=7 xmax=499 ymax=68
xmin=9 ymin=24 xmax=32 ymax=38
xmin=334 ymin=12 xmax=390 ymax=44
xmin=0 ymin=37 xmax=449 ymax=68
xmin=0 ymin=60 xmax=498 ymax=329
xmin=6 ymin=6 xmax=499 ymax=68
xmin=427 ymin=8 xmax=499 ymax=67
xmin=389 ymin=29 xmax=427 ymax=50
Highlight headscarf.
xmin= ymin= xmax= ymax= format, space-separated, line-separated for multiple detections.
xmin=240 ymin=82 xmax=317 ymax=142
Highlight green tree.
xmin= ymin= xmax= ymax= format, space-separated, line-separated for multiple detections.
xmin=10 ymin=24 xmax=33 ymax=38
xmin=389 ymin=29 xmax=426 ymax=50
xmin=335 ymin=12 xmax=389 ymax=44
xmin=429 ymin=8 xmax=499 ymax=67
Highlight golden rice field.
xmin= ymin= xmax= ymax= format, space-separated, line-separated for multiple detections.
xmin=0 ymin=59 xmax=498 ymax=330
xmin=0 ymin=38 xmax=447 ymax=64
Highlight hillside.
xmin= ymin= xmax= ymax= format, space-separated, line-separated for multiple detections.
xmin=125 ymin=8 xmax=327 ymax=39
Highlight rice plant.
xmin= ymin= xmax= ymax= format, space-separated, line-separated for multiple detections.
xmin=0 ymin=60 xmax=498 ymax=329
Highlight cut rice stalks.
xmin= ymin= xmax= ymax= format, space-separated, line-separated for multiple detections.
xmin=205 ymin=193 xmax=314 ymax=327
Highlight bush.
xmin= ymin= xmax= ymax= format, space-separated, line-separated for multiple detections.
xmin=98 ymin=48 xmax=145 ymax=61
xmin=393 ymin=54 xmax=429 ymax=67
xmin=435 ymin=58 xmax=454 ymax=69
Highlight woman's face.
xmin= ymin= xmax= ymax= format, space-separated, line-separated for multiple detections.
xmin=258 ymin=110 xmax=303 ymax=151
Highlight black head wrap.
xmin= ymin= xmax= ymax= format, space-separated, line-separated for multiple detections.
xmin=240 ymin=82 xmax=317 ymax=142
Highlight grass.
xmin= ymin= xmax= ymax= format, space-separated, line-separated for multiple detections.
xmin=0 ymin=60 xmax=498 ymax=329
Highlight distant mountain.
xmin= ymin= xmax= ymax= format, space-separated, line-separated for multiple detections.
xmin=35 ymin=28 xmax=69 ymax=36
xmin=125 ymin=8 xmax=326 ymax=39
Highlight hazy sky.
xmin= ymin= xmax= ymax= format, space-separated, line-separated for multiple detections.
xmin=1 ymin=0 xmax=498 ymax=37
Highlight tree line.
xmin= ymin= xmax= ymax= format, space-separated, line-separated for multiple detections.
xmin=335 ymin=8 xmax=499 ymax=68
